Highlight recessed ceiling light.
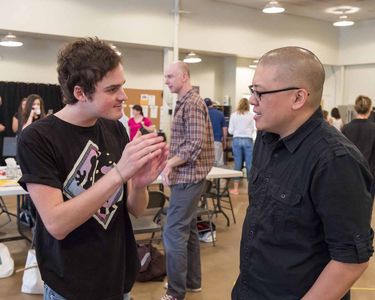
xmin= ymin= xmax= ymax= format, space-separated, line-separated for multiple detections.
xmin=326 ymin=6 xmax=359 ymax=15
xmin=333 ymin=15 xmax=355 ymax=27
xmin=262 ymin=1 xmax=285 ymax=14
xmin=0 ymin=33 xmax=23 ymax=47
xmin=183 ymin=52 xmax=202 ymax=63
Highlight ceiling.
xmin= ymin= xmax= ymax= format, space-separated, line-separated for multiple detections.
xmin=214 ymin=0 xmax=375 ymax=23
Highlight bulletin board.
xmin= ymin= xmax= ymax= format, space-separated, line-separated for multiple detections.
xmin=123 ymin=88 xmax=163 ymax=129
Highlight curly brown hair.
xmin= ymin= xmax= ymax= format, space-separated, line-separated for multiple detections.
xmin=57 ymin=37 xmax=122 ymax=105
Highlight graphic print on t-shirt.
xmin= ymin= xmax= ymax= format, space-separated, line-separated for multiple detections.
xmin=63 ymin=140 xmax=123 ymax=229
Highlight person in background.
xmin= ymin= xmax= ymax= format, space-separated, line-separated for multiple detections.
xmin=12 ymin=97 xmax=27 ymax=134
xmin=204 ymin=97 xmax=227 ymax=166
xmin=329 ymin=107 xmax=343 ymax=131
xmin=162 ymin=61 xmax=214 ymax=300
xmin=322 ymin=109 xmax=329 ymax=123
xmin=232 ymin=46 xmax=373 ymax=300
xmin=17 ymin=37 xmax=168 ymax=300
xmin=228 ymin=97 xmax=255 ymax=195
xmin=127 ymin=104 xmax=154 ymax=140
xmin=0 ymin=96 xmax=6 ymax=133
xmin=0 ymin=96 xmax=6 ymax=165
xmin=342 ymin=95 xmax=375 ymax=176
xmin=118 ymin=108 xmax=130 ymax=137
xmin=22 ymin=94 xmax=46 ymax=130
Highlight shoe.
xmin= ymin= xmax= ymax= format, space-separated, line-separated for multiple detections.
xmin=160 ymin=294 xmax=185 ymax=300
xmin=164 ymin=282 xmax=202 ymax=293
xmin=229 ymin=189 xmax=239 ymax=195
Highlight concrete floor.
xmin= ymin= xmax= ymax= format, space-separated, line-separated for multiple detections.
xmin=0 ymin=181 xmax=374 ymax=300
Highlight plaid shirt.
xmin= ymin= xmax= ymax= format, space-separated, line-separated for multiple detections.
xmin=169 ymin=89 xmax=214 ymax=184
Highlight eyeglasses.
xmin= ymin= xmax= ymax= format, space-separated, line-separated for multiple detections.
xmin=249 ymin=85 xmax=301 ymax=102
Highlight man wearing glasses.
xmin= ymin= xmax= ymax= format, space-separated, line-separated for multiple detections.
xmin=232 ymin=47 xmax=373 ymax=300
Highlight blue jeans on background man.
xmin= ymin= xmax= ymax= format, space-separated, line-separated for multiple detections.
xmin=232 ymin=137 xmax=253 ymax=179
xmin=163 ymin=180 xmax=205 ymax=300
xmin=44 ymin=284 xmax=132 ymax=300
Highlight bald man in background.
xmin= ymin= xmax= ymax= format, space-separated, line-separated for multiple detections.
xmin=232 ymin=47 xmax=374 ymax=300
xmin=162 ymin=61 xmax=214 ymax=300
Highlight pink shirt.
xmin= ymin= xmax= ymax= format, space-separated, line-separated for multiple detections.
xmin=128 ymin=117 xmax=152 ymax=140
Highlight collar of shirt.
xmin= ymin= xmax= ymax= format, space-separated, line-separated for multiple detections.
xmin=262 ymin=108 xmax=323 ymax=153
xmin=175 ymin=89 xmax=195 ymax=114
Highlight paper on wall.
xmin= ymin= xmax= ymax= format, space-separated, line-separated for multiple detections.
xmin=142 ymin=105 xmax=149 ymax=117
xmin=148 ymin=95 xmax=156 ymax=106
xmin=150 ymin=106 xmax=158 ymax=118
xmin=140 ymin=94 xmax=149 ymax=106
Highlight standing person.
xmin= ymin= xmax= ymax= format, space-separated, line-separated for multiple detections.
xmin=162 ymin=61 xmax=214 ymax=300
xmin=119 ymin=108 xmax=130 ymax=137
xmin=342 ymin=95 xmax=375 ymax=176
xmin=22 ymin=94 xmax=46 ymax=130
xmin=228 ymin=98 xmax=255 ymax=195
xmin=127 ymin=104 xmax=154 ymax=140
xmin=0 ymin=96 xmax=6 ymax=165
xmin=12 ymin=97 xmax=27 ymax=134
xmin=329 ymin=107 xmax=344 ymax=131
xmin=204 ymin=97 xmax=227 ymax=166
xmin=17 ymin=37 xmax=168 ymax=300
xmin=232 ymin=47 xmax=373 ymax=300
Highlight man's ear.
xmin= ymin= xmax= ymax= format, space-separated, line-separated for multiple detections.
xmin=291 ymin=89 xmax=309 ymax=110
xmin=73 ymin=85 xmax=88 ymax=102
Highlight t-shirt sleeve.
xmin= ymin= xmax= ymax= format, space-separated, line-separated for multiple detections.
xmin=17 ymin=126 xmax=62 ymax=191
xmin=312 ymin=152 xmax=374 ymax=263
xmin=144 ymin=117 xmax=152 ymax=127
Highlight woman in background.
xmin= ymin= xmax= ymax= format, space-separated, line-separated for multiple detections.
xmin=127 ymin=104 xmax=154 ymax=141
xmin=22 ymin=94 xmax=46 ymax=130
xmin=12 ymin=97 xmax=27 ymax=134
xmin=342 ymin=95 xmax=375 ymax=176
xmin=228 ymin=98 xmax=255 ymax=195
xmin=330 ymin=107 xmax=343 ymax=131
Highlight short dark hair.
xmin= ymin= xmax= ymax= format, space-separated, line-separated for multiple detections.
xmin=355 ymin=95 xmax=372 ymax=115
xmin=132 ymin=104 xmax=143 ymax=116
xmin=57 ymin=37 xmax=122 ymax=105
xmin=204 ymin=98 xmax=213 ymax=106
xmin=330 ymin=107 xmax=341 ymax=119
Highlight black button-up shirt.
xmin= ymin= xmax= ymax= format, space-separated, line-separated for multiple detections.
xmin=232 ymin=109 xmax=374 ymax=300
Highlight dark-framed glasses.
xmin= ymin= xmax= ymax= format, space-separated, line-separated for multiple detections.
xmin=249 ymin=85 xmax=302 ymax=102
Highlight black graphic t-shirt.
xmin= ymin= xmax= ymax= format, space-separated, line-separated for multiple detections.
xmin=18 ymin=115 xmax=139 ymax=300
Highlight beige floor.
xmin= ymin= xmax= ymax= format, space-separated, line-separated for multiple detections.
xmin=0 ymin=182 xmax=374 ymax=300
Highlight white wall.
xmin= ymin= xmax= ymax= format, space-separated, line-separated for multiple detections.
xmin=1 ymin=0 xmax=374 ymax=110
xmin=0 ymin=37 xmax=164 ymax=89
xmin=183 ymin=54 xmax=225 ymax=101
xmin=339 ymin=20 xmax=375 ymax=65
xmin=0 ymin=0 xmax=173 ymax=48
xmin=0 ymin=36 xmax=62 ymax=83
xmin=343 ymin=64 xmax=375 ymax=105
xmin=180 ymin=0 xmax=339 ymax=65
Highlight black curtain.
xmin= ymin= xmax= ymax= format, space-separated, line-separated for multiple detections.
xmin=0 ymin=81 xmax=64 ymax=164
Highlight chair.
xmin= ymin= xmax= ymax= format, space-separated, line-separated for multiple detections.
xmin=0 ymin=137 xmax=18 ymax=228
xmin=197 ymin=180 xmax=217 ymax=246
xmin=131 ymin=191 xmax=167 ymax=244
xmin=0 ymin=197 xmax=12 ymax=228
xmin=2 ymin=137 xmax=17 ymax=158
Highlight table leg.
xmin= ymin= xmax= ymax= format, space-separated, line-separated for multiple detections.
xmin=215 ymin=178 xmax=230 ymax=226
xmin=0 ymin=195 xmax=31 ymax=243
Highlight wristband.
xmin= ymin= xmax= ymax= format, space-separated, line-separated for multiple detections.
xmin=114 ymin=164 xmax=125 ymax=184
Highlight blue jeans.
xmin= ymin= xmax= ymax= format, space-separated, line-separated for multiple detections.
xmin=163 ymin=180 xmax=205 ymax=300
xmin=232 ymin=137 xmax=253 ymax=179
xmin=44 ymin=284 xmax=131 ymax=300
